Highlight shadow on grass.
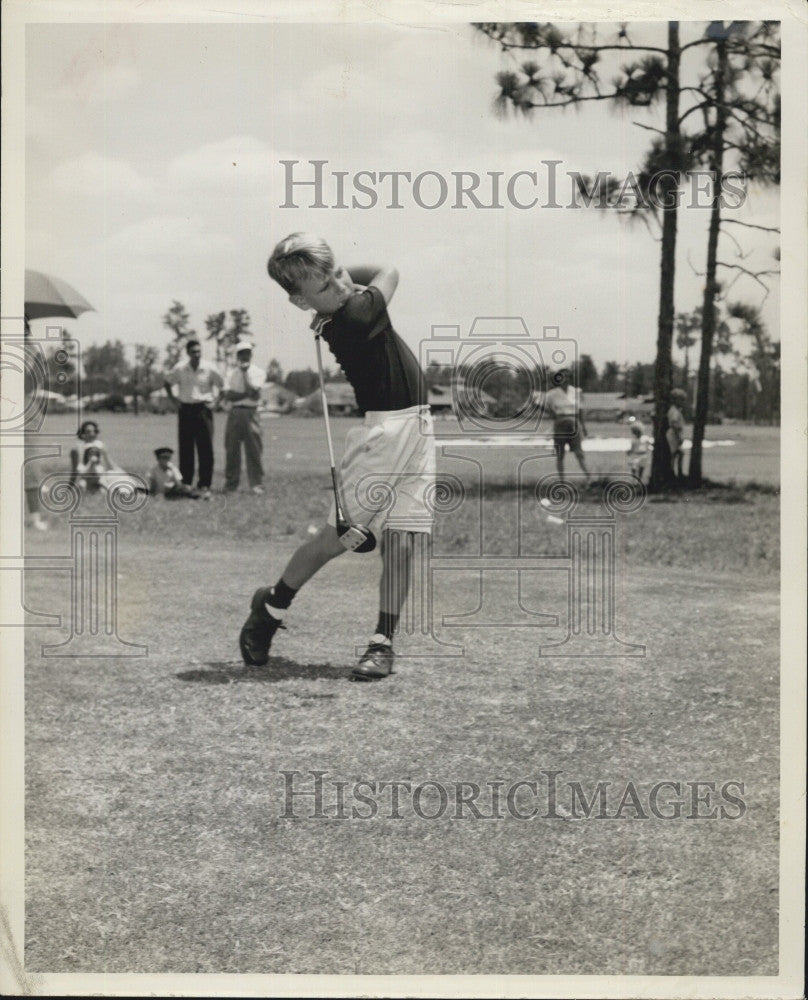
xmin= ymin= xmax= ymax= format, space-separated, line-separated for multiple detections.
xmin=176 ymin=655 xmax=353 ymax=684
xmin=481 ymin=475 xmax=779 ymax=502
xmin=644 ymin=477 xmax=779 ymax=504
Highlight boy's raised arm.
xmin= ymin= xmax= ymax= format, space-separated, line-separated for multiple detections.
xmin=349 ymin=266 xmax=399 ymax=305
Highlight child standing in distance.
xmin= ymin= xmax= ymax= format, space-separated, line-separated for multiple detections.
xmin=627 ymin=416 xmax=651 ymax=482
xmin=239 ymin=233 xmax=435 ymax=680
xmin=667 ymin=388 xmax=687 ymax=479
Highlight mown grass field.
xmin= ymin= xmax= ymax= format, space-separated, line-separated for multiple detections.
xmin=20 ymin=411 xmax=780 ymax=977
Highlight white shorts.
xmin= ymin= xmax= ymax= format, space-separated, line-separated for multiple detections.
xmin=328 ymin=405 xmax=436 ymax=535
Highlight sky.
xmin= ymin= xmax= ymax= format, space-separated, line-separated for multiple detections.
xmin=21 ymin=16 xmax=780 ymax=376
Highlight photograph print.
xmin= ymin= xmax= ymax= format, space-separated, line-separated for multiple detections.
xmin=1 ymin=1 xmax=805 ymax=997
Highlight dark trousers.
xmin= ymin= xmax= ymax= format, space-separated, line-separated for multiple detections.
xmin=178 ymin=403 xmax=214 ymax=489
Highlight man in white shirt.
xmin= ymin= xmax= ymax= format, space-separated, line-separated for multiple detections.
xmin=223 ymin=339 xmax=266 ymax=495
xmin=545 ymin=367 xmax=591 ymax=483
xmin=164 ymin=338 xmax=224 ymax=499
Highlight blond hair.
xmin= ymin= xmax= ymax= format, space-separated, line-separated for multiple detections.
xmin=267 ymin=233 xmax=335 ymax=294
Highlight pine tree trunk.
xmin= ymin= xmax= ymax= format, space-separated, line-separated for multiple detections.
xmin=689 ymin=32 xmax=729 ymax=486
xmin=649 ymin=21 xmax=681 ymax=492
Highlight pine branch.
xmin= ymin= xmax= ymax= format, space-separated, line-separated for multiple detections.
xmin=474 ymin=24 xmax=668 ymax=56
xmin=722 ymin=227 xmax=745 ymax=256
xmin=678 ymin=100 xmax=712 ymax=127
xmin=721 ymin=219 xmax=780 ymax=233
xmin=716 ymin=261 xmax=780 ymax=295
xmin=522 ymin=90 xmax=624 ymax=110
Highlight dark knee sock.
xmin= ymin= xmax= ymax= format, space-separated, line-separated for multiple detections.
xmin=268 ymin=579 xmax=297 ymax=610
xmin=375 ymin=611 xmax=399 ymax=641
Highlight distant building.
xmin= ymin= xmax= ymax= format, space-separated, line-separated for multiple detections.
xmin=434 ymin=382 xmax=496 ymax=417
xmin=261 ymin=383 xmax=298 ymax=414
xmin=428 ymin=384 xmax=454 ymax=414
xmin=296 ymin=381 xmax=496 ymax=418
xmin=532 ymin=390 xmax=654 ymax=421
xmin=295 ymin=381 xmax=358 ymax=416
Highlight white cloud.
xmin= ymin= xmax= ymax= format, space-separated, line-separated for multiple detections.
xmin=51 ymin=59 xmax=140 ymax=107
xmin=167 ymin=136 xmax=276 ymax=186
xmin=48 ymin=152 xmax=152 ymax=201
xmin=105 ymin=214 xmax=228 ymax=260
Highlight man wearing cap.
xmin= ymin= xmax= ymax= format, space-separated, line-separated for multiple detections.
xmin=223 ymin=339 xmax=266 ymax=495
xmin=164 ymin=339 xmax=224 ymax=499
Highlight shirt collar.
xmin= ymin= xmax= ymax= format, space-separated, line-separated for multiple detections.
xmin=310 ymin=314 xmax=332 ymax=334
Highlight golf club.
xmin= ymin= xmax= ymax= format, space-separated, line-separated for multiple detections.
xmin=314 ymin=333 xmax=377 ymax=553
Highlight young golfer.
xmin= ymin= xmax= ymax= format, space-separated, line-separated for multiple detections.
xmin=239 ymin=233 xmax=435 ymax=680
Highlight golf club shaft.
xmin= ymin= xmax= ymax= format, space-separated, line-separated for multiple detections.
xmin=314 ymin=334 xmax=338 ymax=471
xmin=314 ymin=333 xmax=348 ymax=521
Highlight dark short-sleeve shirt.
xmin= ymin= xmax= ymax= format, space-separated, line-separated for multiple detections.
xmin=314 ymin=286 xmax=427 ymax=414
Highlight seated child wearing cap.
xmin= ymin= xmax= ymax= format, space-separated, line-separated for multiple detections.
xmin=148 ymin=447 xmax=198 ymax=499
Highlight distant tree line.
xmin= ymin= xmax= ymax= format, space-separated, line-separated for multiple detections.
xmin=41 ymin=293 xmax=778 ymax=425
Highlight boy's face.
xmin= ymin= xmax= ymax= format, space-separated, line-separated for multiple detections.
xmin=290 ymin=265 xmax=354 ymax=315
xmin=158 ymin=455 xmax=171 ymax=468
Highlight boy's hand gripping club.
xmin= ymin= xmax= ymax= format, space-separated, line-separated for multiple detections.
xmin=314 ymin=333 xmax=376 ymax=553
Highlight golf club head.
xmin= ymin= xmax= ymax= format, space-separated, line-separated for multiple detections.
xmin=337 ymin=522 xmax=377 ymax=553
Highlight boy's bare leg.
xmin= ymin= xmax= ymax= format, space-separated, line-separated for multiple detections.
xmin=352 ymin=528 xmax=414 ymax=680
xmin=281 ymin=523 xmax=346 ymax=590
xmin=239 ymin=524 xmax=345 ymax=666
